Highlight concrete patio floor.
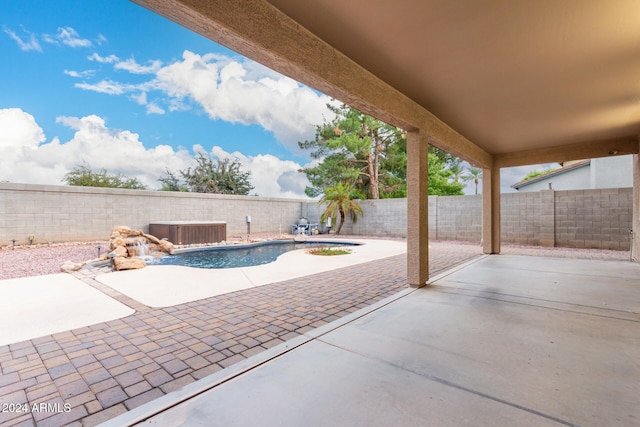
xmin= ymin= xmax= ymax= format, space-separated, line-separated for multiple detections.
xmin=0 ymin=239 xmax=482 ymax=426
xmin=0 ymin=241 xmax=634 ymax=426
xmin=104 ymin=255 xmax=640 ymax=427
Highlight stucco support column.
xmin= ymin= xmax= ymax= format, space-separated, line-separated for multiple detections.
xmin=407 ymin=130 xmax=429 ymax=287
xmin=632 ymin=149 xmax=640 ymax=262
xmin=482 ymin=165 xmax=501 ymax=254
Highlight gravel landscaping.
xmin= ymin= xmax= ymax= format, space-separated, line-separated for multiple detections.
xmin=0 ymin=242 xmax=108 ymax=279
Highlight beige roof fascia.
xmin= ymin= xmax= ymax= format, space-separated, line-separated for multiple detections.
xmin=132 ymin=0 xmax=492 ymax=168
xmin=495 ymin=136 xmax=639 ymax=169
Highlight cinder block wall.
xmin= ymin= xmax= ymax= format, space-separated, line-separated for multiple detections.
xmin=554 ymin=188 xmax=633 ymax=250
xmin=0 ymin=183 xmax=304 ymax=244
xmin=304 ymin=189 xmax=632 ymax=250
xmin=303 ymin=197 xmax=408 ymax=237
xmin=434 ymin=195 xmax=482 ymax=242
xmin=0 ymin=183 xmax=633 ymax=250
xmin=501 ymin=191 xmax=552 ymax=246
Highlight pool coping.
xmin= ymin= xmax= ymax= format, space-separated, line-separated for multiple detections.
xmin=83 ymin=237 xmax=361 ymax=269
xmin=92 ymin=238 xmax=407 ymax=308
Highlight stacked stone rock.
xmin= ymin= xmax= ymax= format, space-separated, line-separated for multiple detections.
xmin=59 ymin=226 xmax=174 ymax=273
xmin=108 ymin=226 xmax=174 ymax=271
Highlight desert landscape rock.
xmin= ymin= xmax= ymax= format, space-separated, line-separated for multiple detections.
xmin=107 ymin=226 xmax=174 ymax=271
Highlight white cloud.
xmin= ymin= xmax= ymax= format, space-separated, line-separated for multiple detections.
xmin=0 ymin=108 xmax=193 ymax=188
xmin=0 ymin=108 xmax=48 ymax=183
xmin=56 ymin=27 xmax=92 ymax=48
xmin=77 ymin=50 xmax=336 ymax=154
xmin=130 ymin=91 xmax=166 ymax=115
xmin=88 ymin=53 xmax=162 ymax=75
xmin=130 ymin=92 xmax=147 ymax=105
xmin=154 ymin=51 xmax=336 ymax=152
xmin=87 ymin=52 xmax=119 ymax=63
xmin=242 ymin=59 xmax=288 ymax=82
xmin=209 ymin=146 xmax=310 ymax=198
xmin=0 ymin=109 xmax=311 ymax=198
xmin=5 ymin=26 xmax=96 ymax=53
xmin=5 ymin=109 xmax=545 ymax=199
xmin=0 ymin=108 xmax=45 ymax=148
xmin=3 ymin=26 xmax=42 ymax=52
xmin=146 ymin=102 xmax=165 ymax=115
xmin=74 ymin=80 xmax=137 ymax=95
xmin=64 ymin=69 xmax=95 ymax=78
xmin=41 ymin=33 xmax=57 ymax=45
xmin=114 ymin=57 xmax=162 ymax=74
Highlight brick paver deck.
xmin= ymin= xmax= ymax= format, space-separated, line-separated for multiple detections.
xmin=0 ymin=241 xmax=628 ymax=426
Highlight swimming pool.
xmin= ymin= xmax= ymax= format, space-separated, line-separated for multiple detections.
xmin=146 ymin=240 xmax=357 ymax=269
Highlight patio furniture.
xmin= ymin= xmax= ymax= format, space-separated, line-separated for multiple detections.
xmin=291 ymin=218 xmax=318 ymax=235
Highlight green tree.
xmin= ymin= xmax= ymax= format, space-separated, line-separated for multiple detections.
xmin=430 ymin=146 xmax=458 ymax=169
xmin=319 ymin=181 xmax=364 ymax=235
xmin=299 ymin=103 xmax=406 ymax=199
xmin=520 ymin=166 xmax=558 ymax=182
xmin=447 ymin=158 xmax=470 ymax=184
xmin=427 ymin=153 xmax=464 ymax=196
xmin=63 ymin=164 xmax=147 ymax=189
xmin=160 ymin=152 xmax=254 ymax=195
xmin=158 ymin=169 xmax=188 ymax=192
xmin=446 ymin=159 xmax=483 ymax=195
xmin=300 ymin=103 xmax=469 ymax=198
xmin=468 ymin=167 xmax=483 ymax=195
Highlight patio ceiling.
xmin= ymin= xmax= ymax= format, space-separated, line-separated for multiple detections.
xmin=134 ymin=0 xmax=640 ymax=167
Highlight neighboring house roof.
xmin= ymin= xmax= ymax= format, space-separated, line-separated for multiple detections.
xmin=511 ymin=159 xmax=591 ymax=190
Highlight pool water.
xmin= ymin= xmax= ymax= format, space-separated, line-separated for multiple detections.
xmin=146 ymin=241 xmax=354 ymax=269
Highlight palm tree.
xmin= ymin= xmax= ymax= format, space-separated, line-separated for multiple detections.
xmin=468 ymin=167 xmax=483 ymax=195
xmin=319 ymin=181 xmax=364 ymax=235
xmin=447 ymin=158 xmax=466 ymax=184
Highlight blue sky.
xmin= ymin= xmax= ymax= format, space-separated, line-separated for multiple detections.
xmin=0 ymin=0 xmax=540 ymax=196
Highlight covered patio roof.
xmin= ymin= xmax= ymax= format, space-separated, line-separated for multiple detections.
xmin=131 ymin=0 xmax=640 ymax=280
xmin=134 ymin=0 xmax=640 ymax=166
